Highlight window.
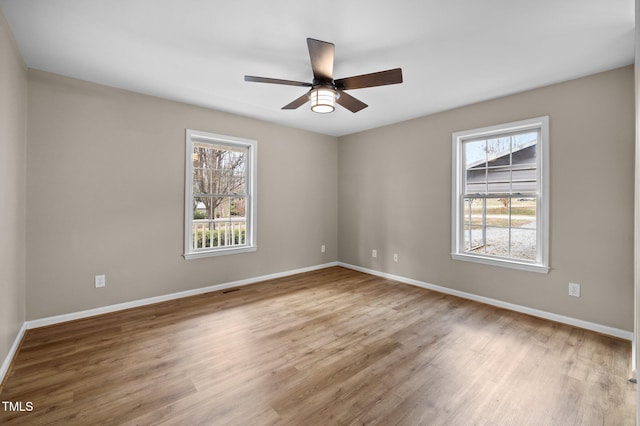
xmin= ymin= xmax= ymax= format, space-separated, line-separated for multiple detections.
xmin=184 ymin=129 xmax=257 ymax=259
xmin=451 ymin=116 xmax=549 ymax=273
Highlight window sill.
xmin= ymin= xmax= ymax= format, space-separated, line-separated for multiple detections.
xmin=184 ymin=246 xmax=257 ymax=260
xmin=451 ymin=252 xmax=549 ymax=274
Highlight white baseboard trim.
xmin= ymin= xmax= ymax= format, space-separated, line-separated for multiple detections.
xmin=0 ymin=322 xmax=27 ymax=387
xmin=338 ymin=262 xmax=633 ymax=341
xmin=26 ymin=262 xmax=339 ymax=330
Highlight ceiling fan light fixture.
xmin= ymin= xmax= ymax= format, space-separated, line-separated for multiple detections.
xmin=310 ymin=87 xmax=336 ymax=113
xmin=245 ymin=38 xmax=402 ymax=113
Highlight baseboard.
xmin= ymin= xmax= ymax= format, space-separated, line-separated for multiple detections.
xmin=26 ymin=262 xmax=339 ymax=330
xmin=0 ymin=322 xmax=27 ymax=388
xmin=338 ymin=262 xmax=633 ymax=341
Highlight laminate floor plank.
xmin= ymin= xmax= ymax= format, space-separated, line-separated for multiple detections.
xmin=0 ymin=266 xmax=634 ymax=425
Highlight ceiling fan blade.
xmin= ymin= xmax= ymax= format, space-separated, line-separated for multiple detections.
xmin=282 ymin=92 xmax=311 ymax=110
xmin=335 ymin=68 xmax=403 ymax=90
xmin=245 ymin=75 xmax=312 ymax=87
xmin=307 ymin=38 xmax=334 ymax=82
xmin=336 ymin=91 xmax=368 ymax=113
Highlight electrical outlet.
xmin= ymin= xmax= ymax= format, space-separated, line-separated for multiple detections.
xmin=393 ymin=253 xmax=399 ymax=262
xmin=372 ymin=249 xmax=377 ymax=258
xmin=568 ymin=282 xmax=580 ymax=297
xmin=321 ymin=245 xmax=325 ymax=253
xmin=95 ymin=274 xmax=106 ymax=288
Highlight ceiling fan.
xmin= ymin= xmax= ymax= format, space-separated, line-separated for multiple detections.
xmin=244 ymin=38 xmax=403 ymax=114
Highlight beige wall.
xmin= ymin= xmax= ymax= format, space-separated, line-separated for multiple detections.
xmin=0 ymin=10 xmax=27 ymax=368
xmin=339 ymin=66 xmax=635 ymax=331
xmin=26 ymin=70 xmax=338 ymax=319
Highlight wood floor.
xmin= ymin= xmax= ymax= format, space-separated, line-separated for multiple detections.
xmin=0 ymin=266 xmax=635 ymax=425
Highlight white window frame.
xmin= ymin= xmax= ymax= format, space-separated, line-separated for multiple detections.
xmin=451 ymin=116 xmax=549 ymax=273
xmin=184 ymin=129 xmax=257 ymax=259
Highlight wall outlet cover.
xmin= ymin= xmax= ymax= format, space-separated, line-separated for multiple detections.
xmin=95 ymin=274 xmax=106 ymax=288
xmin=568 ymin=282 xmax=580 ymax=297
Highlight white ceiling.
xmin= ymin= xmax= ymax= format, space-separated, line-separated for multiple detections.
xmin=0 ymin=0 xmax=635 ymax=137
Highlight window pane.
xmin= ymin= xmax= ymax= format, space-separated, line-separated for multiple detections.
xmin=230 ymin=197 xmax=247 ymax=246
xmin=511 ymin=180 xmax=536 ymax=193
xmin=465 ymin=139 xmax=486 ymax=168
xmin=512 ymin=197 xmax=536 ymax=223
xmin=481 ymin=226 xmax=509 ymax=257
xmin=485 ymin=136 xmax=510 ymax=163
xmin=463 ymin=198 xmax=483 ymax=225
xmin=193 ymin=196 xmax=212 ymax=220
xmin=213 ymin=197 xmax=230 ymax=220
xmin=463 ymin=198 xmax=484 ymax=251
xmin=486 ymin=178 xmax=511 ymax=194
xmin=463 ymin=198 xmax=473 ymax=224
xmin=482 ymin=226 xmax=510 ymax=257
xmin=209 ymin=197 xmax=245 ymax=247
xmin=465 ymin=139 xmax=487 ymax=194
xmin=481 ymin=198 xmax=510 ymax=257
xmin=512 ymin=134 xmax=537 ymax=195
xmin=193 ymin=143 xmax=209 ymax=165
xmin=465 ymin=226 xmax=484 ymax=252
xmin=484 ymin=137 xmax=511 ymax=194
xmin=192 ymin=196 xmax=213 ymax=250
xmin=213 ymin=220 xmax=245 ymax=247
xmin=228 ymin=169 xmax=246 ymax=195
xmin=464 ymin=132 xmax=539 ymax=197
xmin=512 ymin=132 xmax=538 ymax=160
xmin=464 ymin=198 xmax=485 ymax=252
xmin=487 ymin=198 xmax=510 ymax=227
xmin=230 ymin=197 xmax=246 ymax=219
xmin=511 ymin=198 xmax=537 ymax=261
xmin=469 ymin=201 xmax=483 ymax=227
xmin=213 ymin=159 xmax=235 ymax=194
xmin=193 ymin=142 xmax=247 ymax=196
xmin=211 ymin=170 xmax=226 ymax=194
xmin=193 ymin=169 xmax=211 ymax=194
xmin=510 ymin=228 xmax=537 ymax=261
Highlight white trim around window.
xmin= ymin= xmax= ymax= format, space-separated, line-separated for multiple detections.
xmin=451 ymin=116 xmax=549 ymax=273
xmin=184 ymin=129 xmax=257 ymax=259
